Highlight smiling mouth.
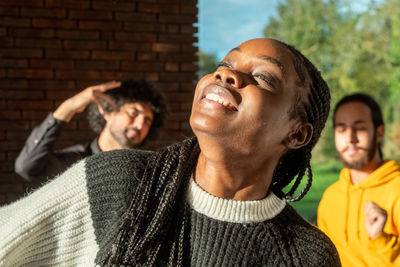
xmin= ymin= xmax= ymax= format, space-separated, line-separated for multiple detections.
xmin=203 ymin=93 xmax=238 ymax=111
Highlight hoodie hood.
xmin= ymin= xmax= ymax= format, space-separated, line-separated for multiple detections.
xmin=339 ymin=160 xmax=400 ymax=189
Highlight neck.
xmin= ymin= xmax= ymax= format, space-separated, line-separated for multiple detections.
xmin=194 ymin=140 xmax=279 ymax=201
xmin=98 ymin=128 xmax=122 ymax=152
xmin=350 ymin=154 xmax=382 ymax=184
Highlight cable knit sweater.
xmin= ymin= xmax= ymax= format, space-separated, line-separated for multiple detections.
xmin=0 ymin=147 xmax=340 ymax=266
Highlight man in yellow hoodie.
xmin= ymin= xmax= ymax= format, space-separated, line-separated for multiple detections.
xmin=318 ymin=93 xmax=400 ymax=266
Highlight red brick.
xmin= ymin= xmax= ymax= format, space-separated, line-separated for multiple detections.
xmin=137 ymin=52 xmax=157 ymax=61
xmin=0 ymin=80 xmax=29 ymax=89
xmin=6 ymin=130 xmax=31 ymax=141
xmin=180 ymin=102 xmax=193 ymax=111
xmin=68 ymin=9 xmax=113 ymax=20
xmin=30 ymin=59 xmax=74 ymax=69
xmin=181 ymin=63 xmax=197 ymax=72
xmin=181 ymin=24 xmax=197 ymax=34
xmin=15 ymin=38 xmax=62 ymax=48
xmin=180 ymin=4 xmax=197 ymax=14
xmin=0 ymin=17 xmax=31 ymax=27
xmin=0 ymin=7 xmax=19 ymax=16
xmin=0 ymin=120 xmax=31 ymax=130
xmin=21 ymin=7 xmax=67 ymax=18
xmin=0 ymin=89 xmax=44 ymax=99
xmin=75 ymin=60 xmax=120 ymax=70
xmin=79 ymin=21 xmax=122 ymax=31
xmin=121 ymin=61 xmax=163 ymax=72
xmin=8 ymin=69 xmax=54 ymax=79
xmin=22 ymin=110 xmax=51 ymax=120
xmin=115 ymin=12 xmax=156 ymax=23
xmin=0 ymin=37 xmax=14 ymax=47
xmin=92 ymin=1 xmax=136 ymax=11
xmin=159 ymin=33 xmax=197 ymax=43
xmin=29 ymin=80 xmax=76 ymax=90
xmin=0 ymin=152 xmax=4 ymax=160
xmin=114 ymin=72 xmax=144 ymax=80
xmin=0 ymin=59 xmax=28 ymax=68
xmin=56 ymin=29 xmax=99 ymax=40
xmin=159 ymin=53 xmax=196 ymax=62
xmin=0 ymin=111 xmax=21 ymax=120
xmin=138 ymin=3 xmax=179 ymax=14
xmin=0 ymin=48 xmax=43 ymax=58
xmin=0 ymin=28 xmax=5 ymax=36
xmin=0 ymin=0 xmax=43 ymax=7
xmin=45 ymin=0 xmax=90 ymax=9
xmin=182 ymin=43 xmax=197 ymax=52
xmin=0 ymin=69 xmax=5 ymax=78
xmin=63 ymin=40 xmax=106 ymax=50
xmin=152 ymin=43 xmax=179 ymax=53
xmin=8 ymin=100 xmax=54 ymax=110
xmin=159 ymin=14 xmax=196 ymax=24
xmin=56 ymin=70 xmax=101 ymax=80
xmin=123 ymin=22 xmax=166 ymax=33
xmin=8 ymin=28 xmax=55 ymax=38
xmin=100 ymin=31 xmax=114 ymax=40
xmin=165 ymin=92 xmax=193 ymax=102
xmin=98 ymin=71 xmax=119 ymax=81
xmin=46 ymin=90 xmax=79 ymax=99
xmin=167 ymin=24 xmax=180 ymax=34
xmin=46 ymin=49 xmax=90 ymax=59
xmin=92 ymin=50 xmax=134 ymax=60
xmin=159 ymin=72 xmax=197 ymax=82
xmin=144 ymin=72 xmax=159 ymax=82
xmin=115 ymin=32 xmax=156 ymax=42
xmin=163 ymin=120 xmax=180 ymax=130
xmin=109 ymin=41 xmax=152 ymax=51
xmin=32 ymin=18 xmax=77 ymax=29
xmin=165 ymin=62 xmax=179 ymax=72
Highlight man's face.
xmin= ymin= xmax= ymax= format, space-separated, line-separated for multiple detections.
xmin=108 ymin=101 xmax=154 ymax=148
xmin=190 ymin=38 xmax=308 ymax=156
xmin=334 ymin=101 xmax=380 ymax=170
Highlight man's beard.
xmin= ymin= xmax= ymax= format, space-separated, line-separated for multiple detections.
xmin=111 ymin=128 xmax=141 ymax=149
xmin=338 ymin=132 xmax=378 ymax=170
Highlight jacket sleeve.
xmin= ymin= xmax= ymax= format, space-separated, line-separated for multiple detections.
xmin=14 ymin=113 xmax=69 ymax=182
xmin=0 ymin=159 xmax=99 ymax=266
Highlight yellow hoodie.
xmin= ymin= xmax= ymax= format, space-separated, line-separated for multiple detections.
xmin=318 ymin=160 xmax=400 ymax=266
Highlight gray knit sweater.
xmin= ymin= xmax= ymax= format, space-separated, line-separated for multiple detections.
xmin=0 ymin=146 xmax=340 ymax=266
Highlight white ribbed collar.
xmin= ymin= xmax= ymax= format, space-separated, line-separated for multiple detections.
xmin=186 ymin=180 xmax=286 ymax=223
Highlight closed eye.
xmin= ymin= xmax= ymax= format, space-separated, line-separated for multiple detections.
xmin=254 ymin=74 xmax=276 ymax=89
xmin=217 ymin=61 xmax=232 ymax=69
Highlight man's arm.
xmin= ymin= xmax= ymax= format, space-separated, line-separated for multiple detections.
xmin=14 ymin=81 xmax=121 ymax=182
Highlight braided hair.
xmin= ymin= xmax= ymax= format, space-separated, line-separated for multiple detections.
xmin=270 ymin=42 xmax=331 ymax=202
xmin=102 ymin=40 xmax=331 ymax=266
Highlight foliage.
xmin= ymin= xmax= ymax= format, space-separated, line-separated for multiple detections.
xmin=263 ymin=0 xmax=400 ymax=161
xmin=197 ymin=50 xmax=218 ymax=79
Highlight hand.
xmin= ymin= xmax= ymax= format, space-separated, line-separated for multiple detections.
xmin=364 ymin=201 xmax=387 ymax=239
xmin=53 ymin=81 xmax=121 ymax=122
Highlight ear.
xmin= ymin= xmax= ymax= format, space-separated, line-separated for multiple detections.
xmin=286 ymin=122 xmax=313 ymax=150
xmin=96 ymin=102 xmax=113 ymax=123
xmin=376 ymin=124 xmax=384 ymax=143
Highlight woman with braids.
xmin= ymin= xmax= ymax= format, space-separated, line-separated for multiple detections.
xmin=0 ymin=38 xmax=340 ymax=266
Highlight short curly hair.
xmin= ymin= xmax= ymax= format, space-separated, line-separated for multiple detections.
xmin=86 ymin=79 xmax=167 ymax=142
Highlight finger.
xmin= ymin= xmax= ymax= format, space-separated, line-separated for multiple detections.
xmin=96 ymin=80 xmax=121 ymax=92
xmin=93 ymin=91 xmax=118 ymax=112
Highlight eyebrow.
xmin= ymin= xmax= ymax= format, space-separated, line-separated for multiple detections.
xmin=334 ymin=120 xmax=367 ymax=127
xmin=229 ymin=47 xmax=286 ymax=75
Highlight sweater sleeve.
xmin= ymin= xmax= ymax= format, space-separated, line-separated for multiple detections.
xmin=0 ymin=159 xmax=99 ymax=266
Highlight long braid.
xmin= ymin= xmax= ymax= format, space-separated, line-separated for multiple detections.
xmin=271 ymin=41 xmax=331 ymax=202
xmin=102 ymin=137 xmax=200 ymax=266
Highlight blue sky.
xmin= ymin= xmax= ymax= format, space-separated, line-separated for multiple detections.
xmin=197 ymin=0 xmax=282 ymax=61
xmin=197 ymin=0 xmax=372 ymax=61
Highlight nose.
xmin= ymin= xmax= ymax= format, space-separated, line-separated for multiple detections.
xmin=132 ymin=114 xmax=145 ymax=130
xmin=350 ymin=128 xmax=358 ymax=144
xmin=214 ymin=69 xmax=243 ymax=88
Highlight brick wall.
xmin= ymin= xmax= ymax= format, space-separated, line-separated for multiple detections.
xmin=0 ymin=0 xmax=198 ymax=205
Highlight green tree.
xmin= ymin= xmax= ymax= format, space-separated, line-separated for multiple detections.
xmin=197 ymin=50 xmax=218 ymax=79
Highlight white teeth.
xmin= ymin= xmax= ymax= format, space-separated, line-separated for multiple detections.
xmin=205 ymin=93 xmax=231 ymax=107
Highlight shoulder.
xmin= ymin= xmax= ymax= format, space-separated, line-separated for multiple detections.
xmin=273 ymin=205 xmax=341 ymax=266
